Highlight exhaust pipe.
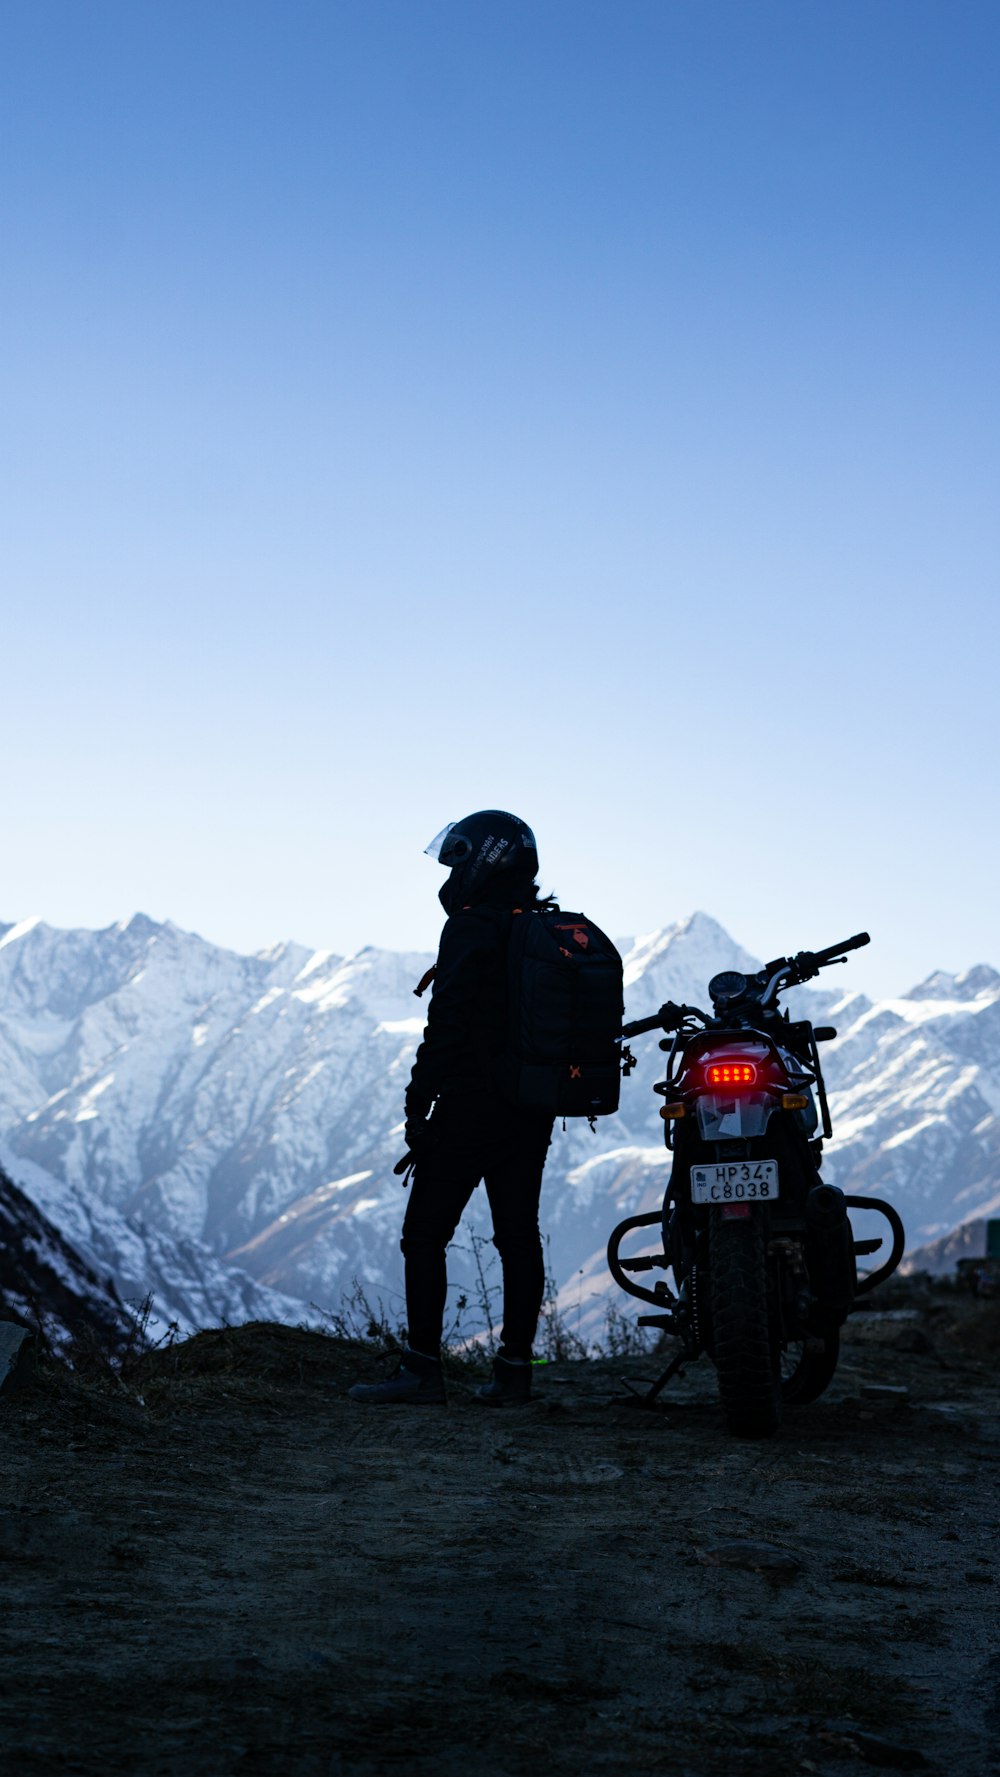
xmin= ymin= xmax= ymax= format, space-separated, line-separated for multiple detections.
xmin=804 ymin=1183 xmax=857 ymax=1328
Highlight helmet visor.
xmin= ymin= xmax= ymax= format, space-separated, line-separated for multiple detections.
xmin=424 ymin=823 xmax=456 ymax=862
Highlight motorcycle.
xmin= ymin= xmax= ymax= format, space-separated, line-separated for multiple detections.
xmin=607 ymin=932 xmax=904 ymax=1437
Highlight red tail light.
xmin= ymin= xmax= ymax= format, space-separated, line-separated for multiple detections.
xmin=705 ymin=1060 xmax=758 ymax=1088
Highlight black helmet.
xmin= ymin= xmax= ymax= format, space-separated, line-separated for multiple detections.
xmin=425 ymin=810 xmax=538 ymax=910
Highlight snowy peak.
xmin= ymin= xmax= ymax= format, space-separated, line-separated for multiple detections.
xmin=253 ymin=939 xmax=318 ymax=979
xmin=906 ymin=964 xmax=1000 ymax=1004
xmin=288 ymin=944 xmax=435 ymax=1024
xmin=622 ymin=911 xmax=760 ymax=1004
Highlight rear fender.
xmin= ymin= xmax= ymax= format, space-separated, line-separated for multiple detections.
xmin=695 ymin=1090 xmax=778 ymax=1142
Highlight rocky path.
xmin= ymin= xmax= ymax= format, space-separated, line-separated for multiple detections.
xmin=0 ymin=1314 xmax=997 ymax=1776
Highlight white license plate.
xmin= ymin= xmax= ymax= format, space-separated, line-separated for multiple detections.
xmin=690 ymin=1160 xmax=779 ymax=1204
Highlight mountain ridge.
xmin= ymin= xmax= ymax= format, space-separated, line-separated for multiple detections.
xmin=0 ymin=908 xmax=996 ymax=1333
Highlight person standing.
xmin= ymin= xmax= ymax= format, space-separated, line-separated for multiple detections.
xmin=349 ymin=811 xmax=555 ymax=1407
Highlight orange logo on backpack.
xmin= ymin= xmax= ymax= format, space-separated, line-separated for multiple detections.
xmin=554 ymin=923 xmax=590 ymax=950
xmin=569 ymin=1065 xmax=582 ymax=1079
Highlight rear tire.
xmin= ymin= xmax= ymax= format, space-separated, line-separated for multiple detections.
xmin=709 ymin=1211 xmax=781 ymax=1438
xmin=781 ymin=1332 xmax=840 ymax=1406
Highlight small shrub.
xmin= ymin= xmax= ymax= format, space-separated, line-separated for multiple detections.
xmin=591 ymin=1301 xmax=658 ymax=1360
xmin=315 ymin=1281 xmax=407 ymax=1351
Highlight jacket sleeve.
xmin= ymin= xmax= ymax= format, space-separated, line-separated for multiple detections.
xmin=406 ymin=912 xmax=498 ymax=1111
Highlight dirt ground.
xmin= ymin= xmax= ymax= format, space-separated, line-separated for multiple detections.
xmin=1 ymin=1290 xmax=998 ymax=1777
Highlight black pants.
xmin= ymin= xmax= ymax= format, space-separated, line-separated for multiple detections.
xmin=400 ymin=1093 xmax=554 ymax=1359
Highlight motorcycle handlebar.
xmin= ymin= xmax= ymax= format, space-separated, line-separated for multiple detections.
xmin=621 ymin=935 xmax=871 ymax=1038
xmin=814 ymin=932 xmax=870 ymax=964
xmin=621 ymin=1011 xmax=667 ymax=1039
xmin=766 ymin=932 xmax=871 ymax=977
xmin=621 ymin=1001 xmax=690 ymax=1039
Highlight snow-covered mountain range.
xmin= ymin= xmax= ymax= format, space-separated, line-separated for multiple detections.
xmin=0 ymin=910 xmax=996 ymax=1338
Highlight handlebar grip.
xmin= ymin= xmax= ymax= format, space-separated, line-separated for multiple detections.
xmin=622 ymin=1001 xmax=689 ymax=1039
xmin=816 ymin=932 xmax=870 ymax=963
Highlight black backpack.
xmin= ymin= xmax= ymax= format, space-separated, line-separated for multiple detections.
xmin=498 ymin=909 xmax=624 ymax=1117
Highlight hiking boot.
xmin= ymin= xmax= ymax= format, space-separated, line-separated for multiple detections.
xmin=474 ymin=1353 xmax=533 ymax=1406
xmin=347 ymin=1348 xmax=446 ymax=1406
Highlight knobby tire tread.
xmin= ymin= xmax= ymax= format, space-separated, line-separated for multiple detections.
xmin=709 ymin=1212 xmax=781 ymax=1438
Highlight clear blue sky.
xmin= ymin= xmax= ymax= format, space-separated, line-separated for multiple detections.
xmin=2 ymin=0 xmax=997 ymax=1000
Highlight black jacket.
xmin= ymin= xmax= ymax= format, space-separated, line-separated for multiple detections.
xmin=406 ymin=896 xmax=512 ymax=1116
